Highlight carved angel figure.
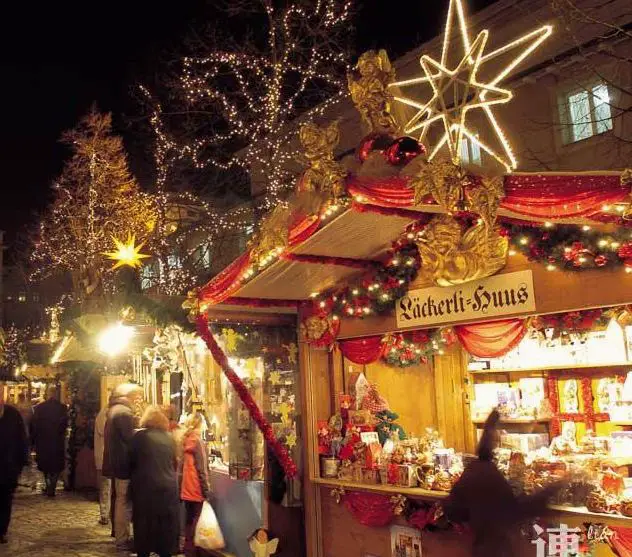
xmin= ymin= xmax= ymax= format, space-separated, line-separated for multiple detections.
xmin=298 ymin=122 xmax=346 ymax=198
xmin=416 ymin=214 xmax=508 ymax=286
xmin=347 ymin=49 xmax=399 ymax=135
xmin=249 ymin=529 xmax=279 ymax=557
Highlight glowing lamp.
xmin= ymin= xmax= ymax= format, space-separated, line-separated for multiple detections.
xmin=98 ymin=323 xmax=135 ymax=357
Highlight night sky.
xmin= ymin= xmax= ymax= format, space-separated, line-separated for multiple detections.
xmin=0 ymin=0 xmax=495 ymax=250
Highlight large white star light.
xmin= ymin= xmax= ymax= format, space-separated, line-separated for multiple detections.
xmin=389 ymin=0 xmax=552 ymax=172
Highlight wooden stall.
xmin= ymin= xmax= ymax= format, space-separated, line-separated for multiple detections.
xmin=189 ymin=10 xmax=632 ymax=555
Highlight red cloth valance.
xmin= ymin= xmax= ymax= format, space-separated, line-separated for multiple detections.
xmin=347 ymin=176 xmax=415 ymax=207
xmin=611 ymin=527 xmax=632 ymax=557
xmin=502 ymin=173 xmax=628 ymax=219
xmin=338 ymin=336 xmax=385 ymax=365
xmin=199 ymin=252 xmax=252 ymax=305
xmin=453 ymin=319 xmax=528 ymax=359
xmin=345 ymin=173 xmax=629 ymax=222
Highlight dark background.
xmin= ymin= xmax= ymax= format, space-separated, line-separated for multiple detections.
xmin=0 ymin=0 xmax=496 ymax=247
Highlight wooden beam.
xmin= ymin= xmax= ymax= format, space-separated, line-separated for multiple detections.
xmin=338 ymin=254 xmax=632 ymax=339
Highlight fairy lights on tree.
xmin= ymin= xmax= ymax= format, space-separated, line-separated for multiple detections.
xmin=30 ymin=107 xmax=156 ymax=303
xmin=145 ymin=0 xmax=354 ymax=212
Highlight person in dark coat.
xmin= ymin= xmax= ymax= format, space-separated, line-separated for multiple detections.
xmin=130 ymin=406 xmax=180 ymax=557
xmin=0 ymin=384 xmax=29 ymax=543
xmin=444 ymin=409 xmax=564 ymax=557
xmin=31 ymin=385 xmax=68 ymax=497
xmin=103 ymin=383 xmax=143 ymax=549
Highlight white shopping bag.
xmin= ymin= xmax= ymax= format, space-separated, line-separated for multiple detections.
xmin=194 ymin=501 xmax=225 ymax=551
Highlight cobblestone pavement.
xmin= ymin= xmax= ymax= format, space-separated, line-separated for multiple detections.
xmin=1 ymin=487 xmax=119 ymax=557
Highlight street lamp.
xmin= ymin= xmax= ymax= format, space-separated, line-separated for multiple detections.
xmin=98 ymin=322 xmax=135 ymax=357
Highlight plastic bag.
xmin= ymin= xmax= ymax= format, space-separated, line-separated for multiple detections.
xmin=194 ymin=501 xmax=225 ymax=550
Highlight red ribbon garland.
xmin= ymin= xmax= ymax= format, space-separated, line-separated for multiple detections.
xmin=343 ymin=492 xmax=398 ymax=527
xmin=195 ymin=314 xmax=298 ymax=478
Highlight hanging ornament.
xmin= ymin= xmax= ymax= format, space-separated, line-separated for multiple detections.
xmin=358 ymin=133 xmax=394 ymax=162
xmin=384 ymin=136 xmax=426 ymax=166
xmin=104 ymin=234 xmax=150 ymax=270
xmin=618 ymin=242 xmax=632 ymax=260
xmin=594 ymin=254 xmax=608 ymax=267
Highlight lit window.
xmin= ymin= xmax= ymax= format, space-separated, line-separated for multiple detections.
xmin=460 ymin=136 xmax=482 ymax=165
xmin=167 ymin=255 xmax=182 ymax=269
xmin=18 ymin=293 xmax=26 ymax=303
xmin=565 ymin=83 xmax=613 ymax=143
xmin=32 ymin=294 xmax=40 ymax=302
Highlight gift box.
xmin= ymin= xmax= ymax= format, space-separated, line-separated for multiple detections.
xmin=362 ymin=467 xmax=379 ymax=485
xmin=365 ymin=442 xmax=382 ymax=470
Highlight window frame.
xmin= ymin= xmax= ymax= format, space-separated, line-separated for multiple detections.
xmin=560 ymin=81 xmax=614 ymax=145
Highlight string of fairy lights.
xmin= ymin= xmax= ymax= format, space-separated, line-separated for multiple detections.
xmin=146 ymin=0 xmax=352 ymax=215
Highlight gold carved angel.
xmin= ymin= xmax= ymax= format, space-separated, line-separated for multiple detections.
xmin=298 ymin=122 xmax=346 ymax=199
xmin=416 ymin=215 xmax=508 ymax=286
xmin=347 ymin=50 xmax=399 ymax=135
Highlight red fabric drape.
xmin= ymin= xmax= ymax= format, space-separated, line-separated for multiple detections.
xmin=198 ymin=252 xmax=251 ymax=305
xmin=289 ymin=215 xmax=321 ymax=246
xmin=343 ymin=492 xmax=397 ymax=527
xmin=454 ymin=319 xmax=528 ymax=358
xmin=338 ymin=336 xmax=385 ymax=365
xmin=347 ymin=176 xmax=415 ymax=207
xmin=501 ymin=173 xmax=628 ymax=219
xmin=611 ymin=528 xmax=632 ymax=557
xmin=345 ymin=173 xmax=629 ymax=221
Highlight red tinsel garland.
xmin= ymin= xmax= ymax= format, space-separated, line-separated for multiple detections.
xmin=343 ymin=492 xmax=397 ymax=527
xmin=195 ymin=314 xmax=298 ymax=478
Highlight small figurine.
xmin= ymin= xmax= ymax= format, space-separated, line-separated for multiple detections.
xmin=550 ymin=421 xmax=578 ymax=456
xmin=249 ymin=528 xmax=279 ymax=557
xmin=563 ymin=379 xmax=579 ymax=414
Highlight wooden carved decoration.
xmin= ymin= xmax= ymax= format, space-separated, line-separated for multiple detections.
xmin=416 ymin=214 xmax=508 ymax=287
xmin=347 ymin=49 xmax=399 ymax=135
xmin=298 ymin=122 xmax=346 ymax=199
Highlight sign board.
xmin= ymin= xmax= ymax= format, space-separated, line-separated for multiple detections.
xmin=396 ymin=270 xmax=536 ymax=328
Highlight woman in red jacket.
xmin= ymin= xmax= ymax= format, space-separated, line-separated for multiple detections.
xmin=179 ymin=413 xmax=209 ymax=557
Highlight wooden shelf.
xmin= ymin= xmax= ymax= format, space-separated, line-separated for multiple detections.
xmin=311 ymin=477 xmax=449 ymax=501
xmin=312 ymin=478 xmax=632 ymax=527
xmin=549 ymin=504 xmax=632 ymax=528
xmin=471 ymin=417 xmax=551 ymax=425
xmin=469 ymin=362 xmax=632 ymax=375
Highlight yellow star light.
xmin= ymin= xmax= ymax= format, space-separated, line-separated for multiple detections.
xmin=104 ymin=235 xmax=150 ymax=270
xmin=389 ymin=0 xmax=552 ymax=171
xmin=269 ymin=371 xmax=281 ymax=386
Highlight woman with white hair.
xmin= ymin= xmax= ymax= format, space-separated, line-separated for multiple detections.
xmin=129 ymin=405 xmax=180 ymax=557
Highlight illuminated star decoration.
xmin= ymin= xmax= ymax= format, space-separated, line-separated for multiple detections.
xmin=104 ymin=234 xmax=150 ymax=270
xmin=389 ymin=0 xmax=552 ymax=171
xmin=269 ymin=371 xmax=282 ymax=386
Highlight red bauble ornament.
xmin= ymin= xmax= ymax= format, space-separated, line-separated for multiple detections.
xmin=384 ymin=136 xmax=426 ymax=166
xmin=358 ymin=133 xmax=394 ymax=162
xmin=618 ymin=242 xmax=632 ymax=260
xmin=594 ymin=254 xmax=608 ymax=267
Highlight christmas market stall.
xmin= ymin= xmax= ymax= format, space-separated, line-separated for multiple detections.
xmin=186 ymin=2 xmax=632 ymax=555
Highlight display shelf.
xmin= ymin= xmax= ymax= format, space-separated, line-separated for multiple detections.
xmin=471 ymin=417 xmax=551 ymax=425
xmin=313 ymin=478 xmax=632 ymax=527
xmin=549 ymin=504 xmax=632 ymax=528
xmin=312 ymin=477 xmax=449 ymax=501
xmin=468 ymin=362 xmax=632 ymax=375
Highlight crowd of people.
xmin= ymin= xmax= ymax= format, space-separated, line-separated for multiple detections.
xmin=0 ymin=381 xmax=212 ymax=557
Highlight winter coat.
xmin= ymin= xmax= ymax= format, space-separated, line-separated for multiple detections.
xmin=103 ymin=397 xmax=136 ymax=479
xmin=130 ymin=428 xmax=180 ymax=556
xmin=0 ymin=404 xmax=29 ymax=488
xmin=94 ymin=406 xmax=108 ymax=470
xmin=179 ymin=431 xmax=209 ymax=502
xmin=31 ymin=398 xmax=68 ymax=474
